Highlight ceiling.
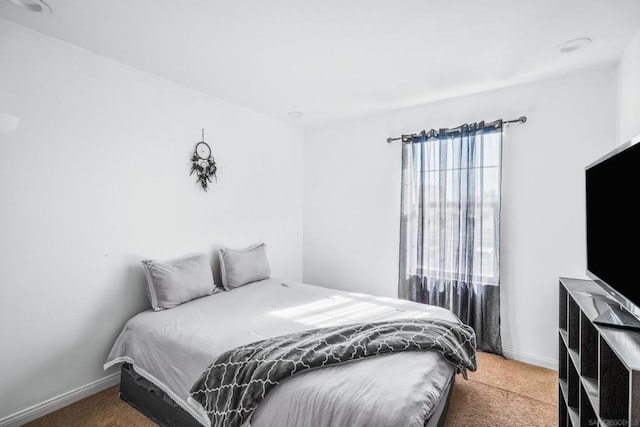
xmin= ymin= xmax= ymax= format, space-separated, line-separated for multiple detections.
xmin=1 ymin=0 xmax=640 ymax=127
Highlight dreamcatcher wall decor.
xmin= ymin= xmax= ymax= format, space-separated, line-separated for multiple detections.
xmin=190 ymin=129 xmax=217 ymax=191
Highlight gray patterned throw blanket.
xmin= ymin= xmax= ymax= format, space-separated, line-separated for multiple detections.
xmin=190 ymin=318 xmax=477 ymax=427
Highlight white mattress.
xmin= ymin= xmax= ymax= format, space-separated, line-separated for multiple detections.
xmin=104 ymin=279 xmax=459 ymax=427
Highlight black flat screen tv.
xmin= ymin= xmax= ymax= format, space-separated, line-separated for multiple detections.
xmin=586 ymin=138 xmax=640 ymax=330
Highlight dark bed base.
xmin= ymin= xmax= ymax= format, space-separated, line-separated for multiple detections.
xmin=119 ymin=363 xmax=455 ymax=427
xmin=120 ymin=364 xmax=201 ymax=427
xmin=429 ymin=373 xmax=455 ymax=427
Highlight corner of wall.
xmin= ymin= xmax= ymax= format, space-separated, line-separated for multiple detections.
xmin=617 ymin=28 xmax=640 ymax=145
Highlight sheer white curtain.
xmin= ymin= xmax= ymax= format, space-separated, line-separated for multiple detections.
xmin=398 ymin=123 xmax=503 ymax=354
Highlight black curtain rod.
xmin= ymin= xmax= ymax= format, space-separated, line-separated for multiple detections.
xmin=386 ymin=115 xmax=527 ymax=143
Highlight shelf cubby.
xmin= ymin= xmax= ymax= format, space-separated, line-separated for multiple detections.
xmin=559 ymin=333 xmax=567 ymax=382
xmin=568 ymin=360 xmax=580 ymax=409
xmin=558 ymin=387 xmax=569 ymax=427
xmin=560 ymin=284 xmax=568 ymax=331
xmin=559 ymin=393 xmax=568 ymax=427
xmin=568 ymin=295 xmax=580 ymax=351
xmin=599 ymin=337 xmax=629 ymax=426
xmin=580 ymin=312 xmax=598 ymax=380
xmin=580 ymin=384 xmax=598 ymax=426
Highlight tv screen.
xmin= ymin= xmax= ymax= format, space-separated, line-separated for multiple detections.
xmin=586 ymin=140 xmax=640 ymax=309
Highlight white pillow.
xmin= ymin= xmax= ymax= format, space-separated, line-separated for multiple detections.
xmin=141 ymin=253 xmax=215 ymax=311
xmin=219 ymin=242 xmax=271 ymax=290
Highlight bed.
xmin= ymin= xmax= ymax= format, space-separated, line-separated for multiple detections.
xmin=104 ymin=278 xmax=475 ymax=427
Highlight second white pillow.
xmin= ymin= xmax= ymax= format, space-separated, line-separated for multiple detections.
xmin=219 ymin=242 xmax=271 ymax=290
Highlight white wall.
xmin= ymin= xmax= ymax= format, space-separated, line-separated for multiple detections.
xmin=304 ymin=66 xmax=617 ymax=368
xmin=617 ymin=28 xmax=640 ymax=145
xmin=0 ymin=20 xmax=303 ymax=420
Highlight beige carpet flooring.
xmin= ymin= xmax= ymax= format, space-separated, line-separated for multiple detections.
xmin=24 ymin=352 xmax=557 ymax=426
xmin=444 ymin=352 xmax=557 ymax=426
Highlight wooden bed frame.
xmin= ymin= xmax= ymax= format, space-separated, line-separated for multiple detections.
xmin=118 ymin=363 xmax=455 ymax=427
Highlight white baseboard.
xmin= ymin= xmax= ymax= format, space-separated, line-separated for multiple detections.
xmin=501 ymin=348 xmax=558 ymax=371
xmin=0 ymin=373 xmax=120 ymax=427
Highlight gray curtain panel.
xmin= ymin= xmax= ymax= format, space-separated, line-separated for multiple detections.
xmin=398 ymin=123 xmax=503 ymax=354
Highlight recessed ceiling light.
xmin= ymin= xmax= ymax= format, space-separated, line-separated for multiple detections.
xmin=287 ymin=111 xmax=304 ymax=118
xmin=5 ymin=0 xmax=51 ymax=13
xmin=556 ymin=38 xmax=591 ymax=54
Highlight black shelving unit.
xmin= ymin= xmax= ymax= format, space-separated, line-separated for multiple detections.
xmin=558 ymin=277 xmax=640 ymax=427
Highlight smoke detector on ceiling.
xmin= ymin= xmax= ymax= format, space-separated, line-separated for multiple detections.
xmin=5 ymin=0 xmax=51 ymax=13
xmin=287 ymin=111 xmax=304 ymax=118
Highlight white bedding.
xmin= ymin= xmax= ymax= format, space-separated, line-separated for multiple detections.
xmin=104 ymin=279 xmax=460 ymax=427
